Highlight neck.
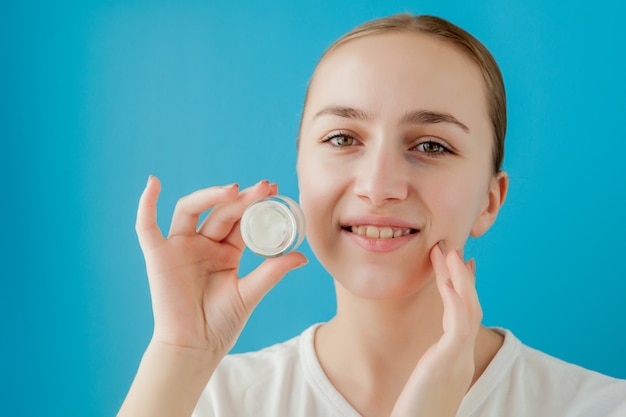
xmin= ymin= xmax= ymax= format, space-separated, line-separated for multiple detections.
xmin=328 ymin=278 xmax=444 ymax=357
xmin=314 ymin=278 xmax=503 ymax=417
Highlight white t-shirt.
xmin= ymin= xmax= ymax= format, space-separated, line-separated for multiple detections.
xmin=193 ymin=324 xmax=626 ymax=416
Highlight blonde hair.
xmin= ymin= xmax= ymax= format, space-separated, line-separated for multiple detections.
xmin=300 ymin=14 xmax=506 ymax=173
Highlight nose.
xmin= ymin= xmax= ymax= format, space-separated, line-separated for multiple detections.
xmin=353 ymin=142 xmax=409 ymax=207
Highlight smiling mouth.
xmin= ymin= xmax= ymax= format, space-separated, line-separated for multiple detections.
xmin=342 ymin=225 xmax=419 ymax=239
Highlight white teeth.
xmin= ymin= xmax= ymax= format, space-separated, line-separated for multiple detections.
xmin=350 ymin=225 xmax=413 ymax=239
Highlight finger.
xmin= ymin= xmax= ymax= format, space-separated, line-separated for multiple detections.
xmin=223 ymin=219 xmax=245 ymax=250
xmin=439 ymin=277 xmax=472 ymax=347
xmin=430 ymin=241 xmax=451 ymax=293
xmin=269 ymin=182 xmax=278 ymax=196
xmin=456 ymin=248 xmax=476 ymax=279
xmin=447 ymin=251 xmax=482 ymax=331
xmin=466 ymin=258 xmax=476 ymax=276
xmin=220 ymin=181 xmax=279 ymax=249
xmin=136 ymin=176 xmax=165 ymax=250
xmin=431 ymin=243 xmax=475 ymax=346
xmin=197 ymin=180 xmax=271 ymax=243
xmin=168 ymin=184 xmax=239 ymax=237
xmin=238 ymin=252 xmax=308 ymax=311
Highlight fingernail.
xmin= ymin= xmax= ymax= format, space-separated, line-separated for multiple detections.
xmin=257 ymin=179 xmax=269 ymax=186
xmin=221 ymin=183 xmax=239 ymax=189
xmin=438 ymin=240 xmax=447 ymax=254
xmin=469 ymin=258 xmax=476 ymax=274
xmin=147 ymin=175 xmax=153 ymax=186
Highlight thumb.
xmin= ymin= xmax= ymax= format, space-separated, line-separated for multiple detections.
xmin=238 ymin=252 xmax=308 ymax=310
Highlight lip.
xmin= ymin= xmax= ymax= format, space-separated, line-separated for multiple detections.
xmin=340 ymin=215 xmax=421 ymax=254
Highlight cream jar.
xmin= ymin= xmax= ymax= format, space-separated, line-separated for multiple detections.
xmin=240 ymin=196 xmax=306 ymax=258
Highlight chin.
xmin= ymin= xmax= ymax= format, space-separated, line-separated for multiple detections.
xmin=332 ymin=263 xmax=433 ymax=300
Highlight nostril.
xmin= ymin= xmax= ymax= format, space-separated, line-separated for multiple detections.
xmin=353 ymin=170 xmax=409 ymax=206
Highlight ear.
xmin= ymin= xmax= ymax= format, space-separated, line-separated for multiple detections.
xmin=470 ymin=171 xmax=509 ymax=238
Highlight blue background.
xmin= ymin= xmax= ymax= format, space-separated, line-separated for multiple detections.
xmin=2 ymin=0 xmax=625 ymax=415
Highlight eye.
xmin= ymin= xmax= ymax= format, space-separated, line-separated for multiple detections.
xmin=322 ymin=132 xmax=359 ymax=147
xmin=413 ymin=140 xmax=452 ymax=156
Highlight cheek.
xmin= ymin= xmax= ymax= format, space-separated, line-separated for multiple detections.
xmin=297 ymin=157 xmax=324 ymax=212
xmin=424 ymin=171 xmax=487 ymax=241
xmin=297 ymin=157 xmax=334 ymax=247
xmin=297 ymin=152 xmax=346 ymax=212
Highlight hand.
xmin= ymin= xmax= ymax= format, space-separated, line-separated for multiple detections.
xmin=390 ymin=242 xmax=481 ymax=417
xmin=135 ymin=177 xmax=308 ymax=356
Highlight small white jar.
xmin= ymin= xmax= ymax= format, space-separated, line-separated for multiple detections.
xmin=240 ymin=196 xmax=306 ymax=258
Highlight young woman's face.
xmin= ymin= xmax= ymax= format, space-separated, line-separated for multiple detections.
xmin=297 ymin=32 xmax=506 ymax=299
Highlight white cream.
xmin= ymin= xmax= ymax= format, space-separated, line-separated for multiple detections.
xmin=240 ymin=196 xmax=306 ymax=257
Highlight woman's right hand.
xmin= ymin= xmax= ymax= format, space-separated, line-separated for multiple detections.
xmin=135 ymin=176 xmax=308 ymax=356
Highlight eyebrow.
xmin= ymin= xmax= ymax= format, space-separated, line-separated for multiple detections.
xmin=313 ymin=105 xmax=470 ymax=133
xmin=400 ymin=110 xmax=470 ymax=133
xmin=313 ymin=106 xmax=371 ymax=121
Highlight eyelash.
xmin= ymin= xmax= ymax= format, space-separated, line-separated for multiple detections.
xmin=321 ymin=131 xmax=359 ymax=148
xmin=411 ymin=140 xmax=453 ymax=157
xmin=322 ymin=132 xmax=453 ymax=157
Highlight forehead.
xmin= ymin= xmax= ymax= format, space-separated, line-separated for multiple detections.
xmin=304 ymin=32 xmax=490 ymax=132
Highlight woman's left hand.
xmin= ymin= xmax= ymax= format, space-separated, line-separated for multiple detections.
xmin=390 ymin=242 xmax=481 ymax=417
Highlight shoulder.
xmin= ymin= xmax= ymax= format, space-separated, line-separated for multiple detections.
xmin=462 ymin=328 xmax=626 ymax=417
xmin=193 ymin=323 xmax=340 ymax=417
xmin=517 ymin=334 xmax=626 ymax=414
xmin=211 ymin=325 xmax=314 ymax=392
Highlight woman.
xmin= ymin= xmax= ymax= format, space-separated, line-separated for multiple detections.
xmin=118 ymin=14 xmax=626 ymax=417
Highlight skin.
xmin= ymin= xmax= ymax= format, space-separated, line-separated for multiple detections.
xmin=297 ymin=32 xmax=508 ymax=416
xmin=119 ymin=179 xmax=308 ymax=416
xmin=118 ymin=31 xmax=508 ymax=417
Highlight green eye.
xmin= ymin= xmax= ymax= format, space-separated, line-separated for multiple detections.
xmin=416 ymin=141 xmax=449 ymax=154
xmin=333 ymin=136 xmax=354 ymax=146
xmin=421 ymin=142 xmax=442 ymax=153
xmin=325 ymin=134 xmax=357 ymax=147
